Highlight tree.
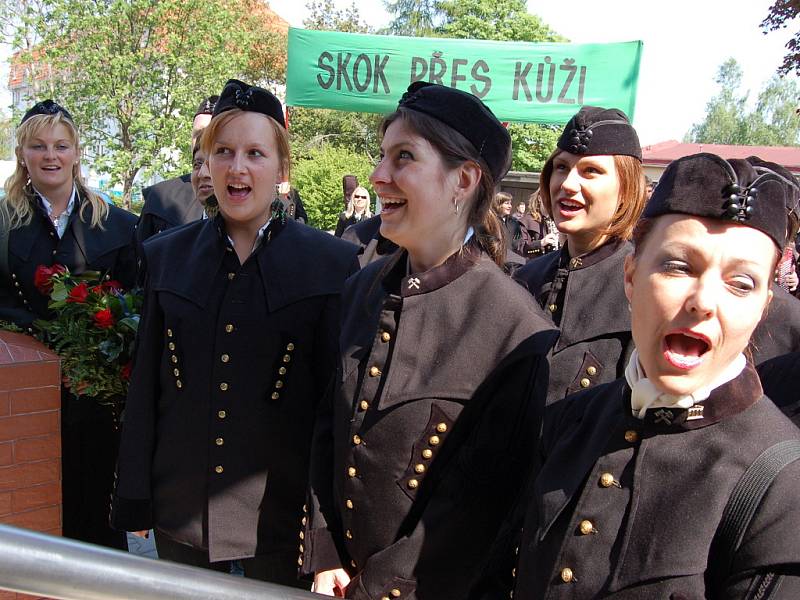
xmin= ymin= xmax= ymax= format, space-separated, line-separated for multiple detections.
xmin=292 ymin=146 xmax=375 ymax=230
xmin=383 ymin=0 xmax=441 ymax=36
xmin=687 ymin=58 xmax=800 ymax=146
xmin=435 ymin=0 xmax=565 ymax=171
xmin=437 ymin=0 xmax=563 ymax=43
xmin=14 ymin=0 xmax=286 ymax=209
xmin=0 ymin=117 xmax=13 ymax=160
xmin=304 ymin=0 xmax=372 ymax=33
xmin=762 ymin=0 xmax=800 ymax=75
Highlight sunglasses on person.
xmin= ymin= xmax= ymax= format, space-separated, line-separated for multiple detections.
xmin=354 ymin=194 xmax=368 ymax=199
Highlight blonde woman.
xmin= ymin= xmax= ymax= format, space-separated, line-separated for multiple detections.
xmin=334 ymin=186 xmax=372 ymax=237
xmin=1 ymin=99 xmax=137 ymax=550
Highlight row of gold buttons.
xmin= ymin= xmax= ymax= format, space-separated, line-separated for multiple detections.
xmin=166 ymin=328 xmax=183 ymax=389
xmin=407 ymin=421 xmax=447 ymax=490
xmin=272 ymin=343 xmax=294 ymax=400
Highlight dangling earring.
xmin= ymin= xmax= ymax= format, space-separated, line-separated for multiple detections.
xmin=453 ymin=197 xmax=460 ymax=215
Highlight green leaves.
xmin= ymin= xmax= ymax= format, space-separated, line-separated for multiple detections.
xmin=687 ymin=58 xmax=800 ymax=146
xmin=292 ymin=146 xmax=376 ymax=231
xmin=20 ymin=0 xmax=287 ymax=209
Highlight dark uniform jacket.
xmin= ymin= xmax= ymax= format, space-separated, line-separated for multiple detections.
xmin=509 ymin=365 xmax=800 ymax=599
xmin=112 ymin=216 xmax=359 ymax=562
xmin=134 ymin=175 xmax=203 ymax=275
xmin=302 ymin=244 xmax=558 ymax=600
xmin=750 ymin=285 xmax=800 ymax=364
xmin=341 ymin=215 xmax=399 ymax=269
xmin=756 ymin=350 xmax=800 ymax=426
xmin=514 ymin=239 xmax=633 ymax=406
xmin=0 ymin=193 xmax=137 ymax=328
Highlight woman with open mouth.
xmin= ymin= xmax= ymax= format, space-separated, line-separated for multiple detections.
xmin=112 ymin=80 xmax=359 ymax=586
xmin=303 ymin=82 xmax=557 ymax=599
xmin=1 ymin=99 xmax=137 ymax=552
xmin=507 ymin=153 xmax=800 ymax=598
xmin=513 ymin=107 xmax=647 ymax=407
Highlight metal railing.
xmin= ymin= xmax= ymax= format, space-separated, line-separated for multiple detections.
xmin=0 ymin=524 xmax=321 ymax=599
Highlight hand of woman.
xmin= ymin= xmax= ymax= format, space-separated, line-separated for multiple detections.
xmin=130 ymin=530 xmax=149 ymax=538
xmin=312 ymin=568 xmax=351 ymax=597
xmin=542 ymin=232 xmax=560 ymax=248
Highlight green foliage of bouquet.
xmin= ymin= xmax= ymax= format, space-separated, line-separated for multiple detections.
xmin=32 ymin=265 xmax=142 ymax=404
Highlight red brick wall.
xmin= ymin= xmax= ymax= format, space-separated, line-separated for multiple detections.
xmin=0 ymin=332 xmax=61 ymax=600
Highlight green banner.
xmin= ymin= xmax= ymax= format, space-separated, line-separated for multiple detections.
xmin=286 ymin=28 xmax=642 ymax=124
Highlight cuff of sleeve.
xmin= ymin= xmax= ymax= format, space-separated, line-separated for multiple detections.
xmin=299 ymin=527 xmax=345 ymax=575
xmin=110 ymin=496 xmax=153 ymax=532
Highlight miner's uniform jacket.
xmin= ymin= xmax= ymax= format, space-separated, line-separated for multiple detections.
xmin=514 ymin=239 xmax=634 ymax=406
xmin=508 ymin=364 xmax=800 ymax=599
xmin=301 ymin=243 xmax=558 ymax=600
xmin=111 ymin=215 xmax=359 ymax=563
xmin=0 ymin=192 xmax=137 ymax=550
xmin=134 ymin=175 xmax=203 ymax=282
xmin=0 ymin=193 xmax=138 ymax=328
xmin=757 ymin=350 xmax=800 ymax=426
xmin=750 ymin=284 xmax=800 ymax=364
xmin=341 ymin=215 xmax=398 ymax=269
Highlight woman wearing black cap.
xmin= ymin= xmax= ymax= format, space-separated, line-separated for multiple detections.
xmin=303 ymin=82 xmax=557 ymax=599
xmin=514 ymin=107 xmax=647 ymax=407
xmin=1 ymin=100 xmax=137 ymax=550
xmin=507 ymin=154 xmax=800 ymax=598
xmin=111 ymin=80 xmax=359 ymax=584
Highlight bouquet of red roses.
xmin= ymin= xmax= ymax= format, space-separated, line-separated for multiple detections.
xmin=33 ymin=264 xmax=142 ymax=404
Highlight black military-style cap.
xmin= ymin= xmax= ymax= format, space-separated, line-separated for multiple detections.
xmin=195 ymin=95 xmax=220 ymax=118
xmin=397 ymin=81 xmax=511 ymax=180
xmin=745 ymin=156 xmax=800 ymax=233
xmin=20 ymin=99 xmax=73 ymax=126
xmin=556 ymin=106 xmax=641 ymax=160
xmin=213 ymin=79 xmax=285 ymax=129
xmin=643 ymin=153 xmax=788 ymax=249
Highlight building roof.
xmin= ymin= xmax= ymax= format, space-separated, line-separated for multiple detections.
xmin=642 ymin=140 xmax=800 ymax=174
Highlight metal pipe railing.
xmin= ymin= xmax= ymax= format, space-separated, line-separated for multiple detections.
xmin=0 ymin=524 xmax=322 ymax=600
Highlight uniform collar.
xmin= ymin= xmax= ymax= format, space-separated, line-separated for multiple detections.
xmin=561 ymin=237 xmax=626 ymax=270
xmin=394 ymin=240 xmax=481 ymax=298
xmin=623 ymin=361 xmax=763 ymax=431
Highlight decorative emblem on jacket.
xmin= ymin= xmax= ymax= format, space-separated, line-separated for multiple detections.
xmin=653 ymin=408 xmax=674 ymax=425
xmin=722 ymin=183 xmax=757 ymax=222
xmin=686 ymin=405 xmax=705 ymax=421
xmin=407 ymin=277 xmax=421 ymax=290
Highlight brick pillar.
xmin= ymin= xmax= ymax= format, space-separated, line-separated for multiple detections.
xmin=0 ymin=331 xmax=61 ymax=531
xmin=0 ymin=332 xmax=62 ymax=599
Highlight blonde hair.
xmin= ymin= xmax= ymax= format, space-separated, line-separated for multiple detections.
xmin=4 ymin=112 xmax=107 ymax=229
xmin=200 ymin=109 xmax=291 ymax=182
xmin=539 ymin=149 xmax=647 ymax=242
xmin=345 ymin=186 xmax=373 ymax=219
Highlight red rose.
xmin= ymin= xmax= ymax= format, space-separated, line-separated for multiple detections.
xmin=120 ymin=361 xmax=132 ymax=381
xmin=93 ymin=308 xmax=115 ymax=329
xmin=33 ymin=264 xmax=66 ymax=295
xmin=66 ymin=282 xmax=89 ymax=303
xmin=102 ymin=280 xmax=124 ymax=294
xmin=90 ymin=285 xmax=104 ymax=295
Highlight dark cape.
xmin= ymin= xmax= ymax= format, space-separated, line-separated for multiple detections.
xmin=341 ymin=215 xmax=399 ymax=268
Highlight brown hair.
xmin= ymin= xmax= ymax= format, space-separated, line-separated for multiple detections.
xmin=379 ymin=108 xmax=507 ymax=268
xmin=4 ymin=112 xmax=107 ymax=229
xmin=200 ymin=108 xmax=291 ymax=181
xmin=539 ymin=148 xmax=647 ymax=242
xmin=528 ymin=190 xmax=543 ymax=221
